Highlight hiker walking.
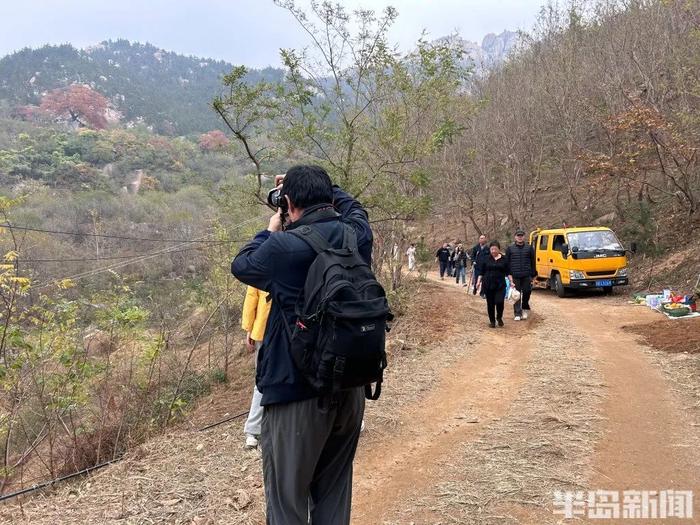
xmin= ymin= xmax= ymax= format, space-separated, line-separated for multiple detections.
xmin=406 ymin=243 xmax=417 ymax=272
xmin=470 ymin=234 xmax=490 ymax=297
xmin=466 ymin=249 xmax=475 ymax=289
xmin=435 ymin=243 xmax=451 ymax=280
xmin=453 ymin=243 xmax=468 ymax=286
xmin=231 ymin=165 xmax=376 ymax=524
xmin=476 ymin=241 xmax=513 ymax=328
xmin=505 ymin=228 xmax=537 ymax=321
xmin=241 ymin=285 xmax=271 ymax=449
xmin=446 ymin=242 xmax=455 ymax=277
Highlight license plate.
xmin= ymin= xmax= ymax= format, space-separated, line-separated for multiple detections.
xmin=596 ymin=279 xmax=612 ymax=287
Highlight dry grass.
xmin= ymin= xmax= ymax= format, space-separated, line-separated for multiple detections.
xmin=363 ymin=278 xmax=480 ymax=438
xmin=416 ymin=305 xmax=606 ymax=524
xmin=3 ymin=428 xmax=266 ymax=525
xmin=644 ymin=350 xmax=700 ymax=425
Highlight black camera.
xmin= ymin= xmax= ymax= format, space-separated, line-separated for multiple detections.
xmin=267 ymin=187 xmax=288 ymax=214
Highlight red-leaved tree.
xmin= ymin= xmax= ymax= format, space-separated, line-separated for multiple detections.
xmin=198 ymin=130 xmax=230 ymax=151
xmin=40 ymin=84 xmax=110 ymax=130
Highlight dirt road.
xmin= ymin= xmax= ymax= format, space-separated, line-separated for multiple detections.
xmin=3 ymin=274 xmax=699 ymax=524
xmin=352 ymin=275 xmax=700 ymax=524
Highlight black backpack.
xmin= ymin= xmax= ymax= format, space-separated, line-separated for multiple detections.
xmin=287 ymin=223 xmax=393 ymax=400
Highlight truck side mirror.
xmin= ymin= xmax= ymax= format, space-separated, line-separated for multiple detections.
xmin=561 ymin=243 xmax=569 ymax=258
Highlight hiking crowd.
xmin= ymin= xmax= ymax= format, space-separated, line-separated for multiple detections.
xmin=432 ymin=230 xmax=537 ymax=327
xmin=229 ymin=165 xmax=538 ymax=524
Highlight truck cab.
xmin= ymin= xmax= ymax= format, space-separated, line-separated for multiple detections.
xmin=529 ymin=227 xmax=629 ymax=297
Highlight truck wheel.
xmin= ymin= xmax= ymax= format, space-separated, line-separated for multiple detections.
xmin=553 ymin=273 xmax=567 ymax=298
xmin=603 ymin=286 xmax=613 ymax=294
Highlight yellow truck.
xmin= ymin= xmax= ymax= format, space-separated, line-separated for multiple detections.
xmin=529 ymin=226 xmax=629 ymax=297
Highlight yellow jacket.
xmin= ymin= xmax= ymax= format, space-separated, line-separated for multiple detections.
xmin=241 ymin=286 xmax=272 ymax=342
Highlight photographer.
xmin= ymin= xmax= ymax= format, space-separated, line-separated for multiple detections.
xmin=231 ymin=165 xmax=372 ymax=525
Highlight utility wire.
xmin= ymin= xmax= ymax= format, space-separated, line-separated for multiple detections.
xmin=18 ymin=246 xmax=207 ymax=263
xmin=18 ymin=237 xmax=255 ymax=263
xmin=0 ymin=222 xmax=263 ymax=244
xmin=33 ymin=244 xmax=197 ymax=289
xmin=0 ymin=407 xmax=252 ymax=501
xmin=33 ymin=235 xmax=218 ymax=289
xmin=31 ymin=213 xmax=269 ymax=290
xmin=198 ymin=410 xmax=250 ymax=432
xmin=0 ymin=457 xmax=122 ymax=503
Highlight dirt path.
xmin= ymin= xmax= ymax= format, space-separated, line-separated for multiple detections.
xmin=352 ymin=275 xmax=700 ymax=524
xmin=558 ymin=299 xmax=700 ymax=524
xmin=352 ymin=288 xmax=535 ymax=523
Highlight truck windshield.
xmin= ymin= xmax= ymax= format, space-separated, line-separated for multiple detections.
xmin=567 ymin=230 xmax=623 ymax=252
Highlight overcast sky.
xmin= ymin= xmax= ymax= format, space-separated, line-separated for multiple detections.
xmin=1 ymin=0 xmax=545 ymax=67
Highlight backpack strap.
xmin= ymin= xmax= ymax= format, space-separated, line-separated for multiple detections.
xmin=342 ymin=224 xmax=358 ymax=252
xmin=287 ymin=225 xmax=332 ymax=320
xmin=365 ymin=381 xmax=382 ymax=400
xmin=290 ymin=223 xmax=358 ymax=253
xmin=288 ymin=225 xmax=332 ymax=254
xmin=364 ymin=352 xmax=386 ymax=400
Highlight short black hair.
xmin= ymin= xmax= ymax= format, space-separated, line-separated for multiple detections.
xmin=282 ymin=165 xmax=333 ymax=209
xmin=489 ymin=240 xmax=501 ymax=249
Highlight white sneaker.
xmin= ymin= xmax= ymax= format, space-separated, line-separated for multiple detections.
xmin=245 ymin=434 xmax=259 ymax=449
xmin=514 ymin=316 xmax=522 ymax=321
xmin=522 ymin=311 xmax=529 ymax=319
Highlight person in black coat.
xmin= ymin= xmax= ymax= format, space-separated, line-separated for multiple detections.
xmin=470 ymin=234 xmax=490 ymax=297
xmin=435 ymin=243 xmax=451 ymax=279
xmin=505 ymin=228 xmax=537 ymax=320
xmin=476 ymin=241 xmax=514 ymax=328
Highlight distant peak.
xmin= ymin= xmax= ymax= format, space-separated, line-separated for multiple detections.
xmin=481 ymin=30 xmax=519 ymax=48
xmin=433 ymin=30 xmax=520 ymax=72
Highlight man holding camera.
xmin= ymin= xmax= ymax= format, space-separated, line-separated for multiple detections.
xmin=231 ymin=165 xmax=373 ymax=525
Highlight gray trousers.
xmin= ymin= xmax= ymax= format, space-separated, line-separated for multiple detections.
xmin=261 ymin=388 xmax=365 ymax=525
xmin=244 ymin=342 xmax=264 ymax=436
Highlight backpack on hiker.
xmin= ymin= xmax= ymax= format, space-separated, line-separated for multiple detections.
xmin=287 ymin=224 xmax=393 ymax=400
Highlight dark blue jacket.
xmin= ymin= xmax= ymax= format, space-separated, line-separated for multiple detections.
xmin=231 ymin=186 xmax=373 ymax=406
xmin=471 ymin=243 xmax=490 ymax=270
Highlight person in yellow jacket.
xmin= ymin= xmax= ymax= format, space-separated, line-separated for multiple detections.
xmin=241 ymin=285 xmax=272 ymax=449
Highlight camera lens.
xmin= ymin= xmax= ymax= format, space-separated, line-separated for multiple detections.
xmin=267 ymin=187 xmax=288 ymax=212
xmin=267 ymin=188 xmax=280 ymax=207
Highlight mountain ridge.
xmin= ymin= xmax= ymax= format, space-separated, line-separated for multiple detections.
xmin=0 ymin=40 xmax=285 ymax=135
xmin=0 ymin=33 xmax=518 ymax=135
